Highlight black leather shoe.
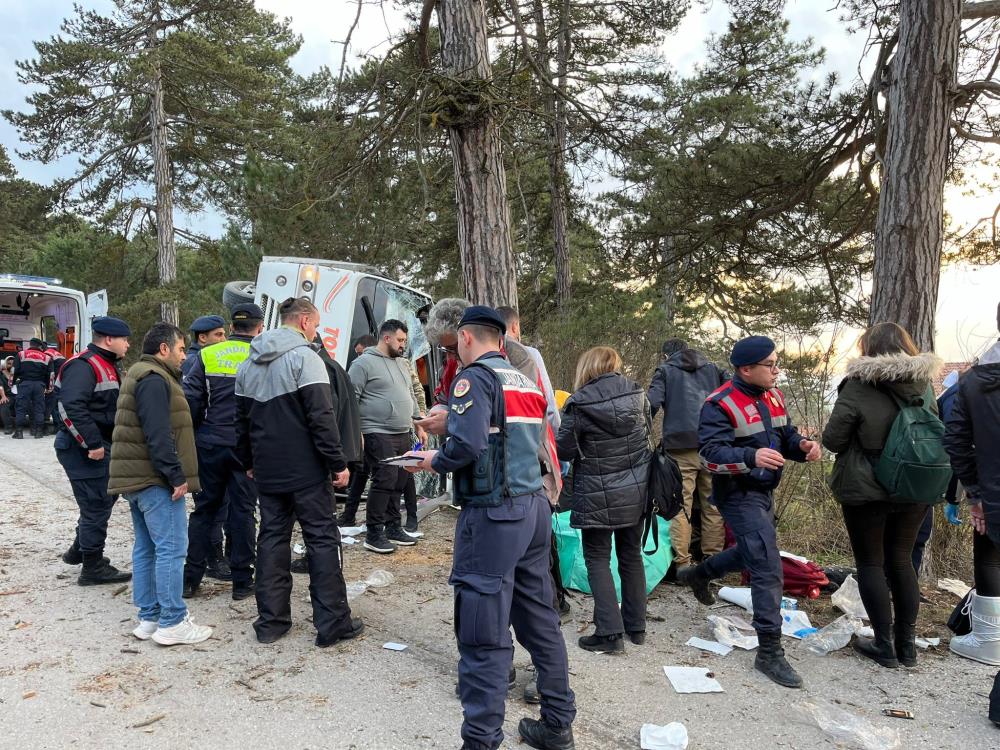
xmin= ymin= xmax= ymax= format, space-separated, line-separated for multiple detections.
xmin=316 ymin=618 xmax=365 ymax=648
xmin=232 ymin=582 xmax=255 ymax=601
xmin=255 ymin=627 xmax=290 ymax=645
xmin=518 ymin=718 xmax=575 ymax=750
xmin=523 ymin=676 xmax=540 ymax=704
xmin=78 ymin=553 xmax=132 ymax=586
xmin=754 ymin=632 xmax=803 ymax=688
xmin=578 ymin=633 xmax=625 ymax=654
xmin=12 ymin=429 xmax=23 ymax=439
xmin=182 ymin=581 xmax=200 ymax=599
xmin=677 ymin=564 xmax=716 ymax=605
xmin=894 ymin=623 xmax=917 ymax=668
xmin=628 ymin=631 xmax=646 ymax=645
xmin=853 ymin=632 xmax=899 ymax=668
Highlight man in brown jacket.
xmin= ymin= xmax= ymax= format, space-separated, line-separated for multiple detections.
xmin=109 ymin=323 xmax=211 ymax=646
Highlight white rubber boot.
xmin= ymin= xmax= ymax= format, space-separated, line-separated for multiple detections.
xmin=950 ymin=591 xmax=1000 ymax=666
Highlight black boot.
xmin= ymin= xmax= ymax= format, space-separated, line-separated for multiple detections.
xmin=854 ymin=624 xmax=899 ymax=668
xmin=754 ymin=631 xmax=803 ymax=688
xmin=33 ymin=426 xmax=44 ymax=438
xmin=12 ymin=429 xmax=23 ymax=439
xmin=894 ymin=623 xmax=917 ymax=668
xmin=578 ymin=632 xmax=625 ymax=654
xmin=78 ymin=551 xmax=132 ymax=586
xmin=677 ymin=563 xmax=716 ymax=605
xmin=517 ymin=718 xmax=575 ymax=750
xmin=205 ymin=541 xmax=232 ymax=581
xmin=62 ymin=540 xmax=83 ymax=565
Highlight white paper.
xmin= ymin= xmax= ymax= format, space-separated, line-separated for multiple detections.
xmin=640 ymin=722 xmax=689 ymax=750
xmin=383 ymin=642 xmax=408 ymax=651
xmin=779 ymin=550 xmax=811 ymax=564
xmin=685 ymin=637 xmax=733 ymax=656
xmin=380 ymin=454 xmax=424 ymax=467
xmin=938 ymin=578 xmax=972 ymax=598
xmin=339 ymin=524 xmax=366 ymax=537
xmin=663 ymin=666 xmax=724 ymax=694
xmin=718 ymin=586 xmax=754 ymax=612
xmin=341 ymin=536 xmax=356 ymax=545
xmin=915 ymin=637 xmax=941 ymax=649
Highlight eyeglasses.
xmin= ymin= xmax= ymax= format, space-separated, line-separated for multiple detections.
xmin=438 ymin=344 xmax=458 ymax=355
xmin=752 ymin=360 xmax=781 ymax=372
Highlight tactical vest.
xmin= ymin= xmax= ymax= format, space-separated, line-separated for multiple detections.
xmin=18 ymin=348 xmax=48 ymax=365
xmin=55 ymin=348 xmax=121 ymax=446
xmin=200 ymin=338 xmax=251 ymax=377
xmin=702 ymin=381 xmax=789 ymax=475
xmin=453 ymin=357 xmax=546 ymax=507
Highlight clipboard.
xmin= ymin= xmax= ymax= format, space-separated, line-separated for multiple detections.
xmin=380 ymin=454 xmax=424 ymax=467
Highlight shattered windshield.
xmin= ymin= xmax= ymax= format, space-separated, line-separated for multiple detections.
xmin=383 ymin=284 xmax=431 ymax=363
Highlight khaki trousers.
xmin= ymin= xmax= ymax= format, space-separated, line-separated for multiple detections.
xmin=668 ymin=448 xmax=725 ymax=566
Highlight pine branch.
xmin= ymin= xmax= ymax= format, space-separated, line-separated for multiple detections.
xmin=963 ymin=1 xmax=1000 ymax=19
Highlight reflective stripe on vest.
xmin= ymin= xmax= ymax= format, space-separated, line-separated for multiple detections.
xmin=19 ymin=348 xmax=48 ymax=364
xmin=200 ymin=339 xmax=250 ymax=377
xmin=56 ymin=351 xmax=120 ymax=448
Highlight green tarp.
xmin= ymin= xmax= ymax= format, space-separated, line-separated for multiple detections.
xmin=553 ymin=511 xmax=673 ymax=599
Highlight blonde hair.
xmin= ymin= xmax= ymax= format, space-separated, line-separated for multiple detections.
xmin=574 ymin=346 xmax=623 ymax=390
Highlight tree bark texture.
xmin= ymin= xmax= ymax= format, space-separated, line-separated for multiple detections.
xmin=437 ymin=0 xmax=519 ymax=309
xmin=149 ymin=18 xmax=178 ymax=326
xmin=870 ymin=0 xmax=960 ymax=350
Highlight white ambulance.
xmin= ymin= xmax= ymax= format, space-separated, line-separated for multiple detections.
xmin=225 ymin=257 xmax=436 ymax=386
xmin=0 ymin=274 xmax=108 ymax=360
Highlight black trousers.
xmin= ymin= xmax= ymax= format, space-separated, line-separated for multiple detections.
xmin=55 ymin=435 xmax=116 ymax=554
xmin=15 ymin=380 xmax=45 ymax=428
xmin=342 ymin=464 xmax=370 ymax=521
xmin=404 ymin=474 xmax=418 ymax=521
xmin=581 ymin=522 xmax=647 ymax=636
xmin=255 ymin=480 xmax=354 ymax=640
xmin=842 ymin=502 xmax=927 ymax=629
xmin=185 ymin=444 xmax=257 ymax=587
xmin=363 ymin=432 xmax=410 ymax=529
xmin=974 ymin=523 xmax=1000 ymax=598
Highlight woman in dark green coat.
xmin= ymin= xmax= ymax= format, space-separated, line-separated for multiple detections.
xmin=822 ymin=322 xmax=941 ymax=669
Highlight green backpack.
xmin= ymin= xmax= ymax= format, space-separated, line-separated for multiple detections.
xmin=874 ymin=386 xmax=953 ymax=504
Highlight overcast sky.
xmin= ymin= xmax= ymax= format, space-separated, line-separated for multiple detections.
xmin=1 ymin=1 xmax=996 ymax=359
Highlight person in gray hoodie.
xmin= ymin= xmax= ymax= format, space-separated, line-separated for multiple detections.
xmin=235 ymin=297 xmax=362 ymax=648
xmin=348 ymin=318 xmax=424 ymax=553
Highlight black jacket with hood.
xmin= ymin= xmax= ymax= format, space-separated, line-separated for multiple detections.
xmin=822 ymin=351 xmax=942 ymax=506
xmin=647 ymin=348 xmax=727 ymax=450
xmin=556 ymin=372 xmax=652 ymax=530
xmin=313 ymin=337 xmax=363 ymax=466
xmin=944 ymin=340 xmax=1000 ymax=525
xmin=235 ymin=326 xmax=346 ymax=493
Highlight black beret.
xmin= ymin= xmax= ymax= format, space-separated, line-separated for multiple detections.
xmin=190 ymin=315 xmax=226 ymax=333
xmin=730 ymin=335 xmax=776 ymax=367
xmin=231 ymin=303 xmax=264 ymax=322
xmin=458 ymin=305 xmax=507 ymax=336
xmin=92 ymin=316 xmax=131 ymax=337
xmin=29 ymin=337 xmax=45 ymax=348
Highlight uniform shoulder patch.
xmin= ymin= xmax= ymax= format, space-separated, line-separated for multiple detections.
xmin=453 ymin=378 xmax=471 ymax=397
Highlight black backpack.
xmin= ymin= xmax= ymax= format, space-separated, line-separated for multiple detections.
xmin=642 ymin=441 xmax=685 ymax=553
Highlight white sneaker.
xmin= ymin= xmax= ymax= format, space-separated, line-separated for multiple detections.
xmin=151 ymin=615 xmax=213 ymax=646
xmin=132 ymin=620 xmax=158 ymax=640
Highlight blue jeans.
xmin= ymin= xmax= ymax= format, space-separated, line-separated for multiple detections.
xmin=126 ymin=485 xmax=188 ymax=627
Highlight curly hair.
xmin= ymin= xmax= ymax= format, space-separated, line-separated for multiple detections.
xmin=425 ymin=297 xmax=470 ymax=344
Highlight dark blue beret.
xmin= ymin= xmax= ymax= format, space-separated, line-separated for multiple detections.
xmin=459 ymin=305 xmax=507 ymax=336
xmin=29 ymin=337 xmax=45 ymax=348
xmin=190 ymin=315 xmax=226 ymax=333
xmin=92 ymin=316 xmax=131 ymax=337
xmin=730 ymin=335 xmax=776 ymax=367
xmin=231 ymin=303 xmax=264 ymax=322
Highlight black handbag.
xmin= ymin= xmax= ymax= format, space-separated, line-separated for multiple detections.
xmin=947 ymin=590 xmax=974 ymax=636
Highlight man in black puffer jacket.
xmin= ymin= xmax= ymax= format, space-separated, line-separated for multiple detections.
xmin=647 ymin=339 xmax=727 ymax=571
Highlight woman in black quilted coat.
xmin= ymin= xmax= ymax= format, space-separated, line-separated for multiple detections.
xmin=557 ymin=346 xmax=652 ymax=653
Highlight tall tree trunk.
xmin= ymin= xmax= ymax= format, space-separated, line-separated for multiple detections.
xmin=532 ymin=0 xmax=572 ymax=308
xmin=437 ymin=0 xmax=518 ymax=309
xmin=870 ymin=0 xmax=961 ymax=350
xmin=148 ymin=8 xmax=177 ymax=326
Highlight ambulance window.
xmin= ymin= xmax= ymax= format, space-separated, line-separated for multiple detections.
xmin=41 ymin=315 xmax=59 ymax=344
